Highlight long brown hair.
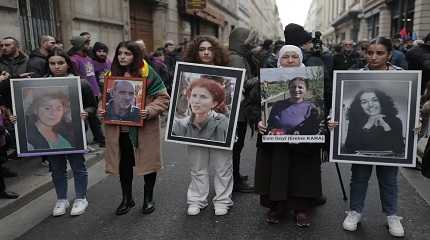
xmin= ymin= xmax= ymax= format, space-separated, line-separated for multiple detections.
xmin=183 ymin=35 xmax=229 ymax=66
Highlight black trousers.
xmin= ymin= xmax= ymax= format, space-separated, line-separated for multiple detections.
xmin=119 ymin=133 xmax=156 ymax=197
xmin=232 ymin=121 xmax=247 ymax=182
xmin=88 ymin=112 xmax=105 ymax=144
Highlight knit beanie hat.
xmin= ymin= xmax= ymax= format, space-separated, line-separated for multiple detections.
xmin=284 ymin=23 xmax=312 ymax=47
xmin=93 ymin=42 xmax=109 ymax=53
xmin=70 ymin=36 xmax=89 ymax=50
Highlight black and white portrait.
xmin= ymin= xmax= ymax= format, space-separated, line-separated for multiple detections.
xmin=330 ymin=71 xmax=421 ymax=167
xmin=340 ymin=81 xmax=408 ymax=158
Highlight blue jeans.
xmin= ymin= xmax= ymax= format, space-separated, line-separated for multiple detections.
xmin=48 ymin=154 xmax=88 ymax=199
xmin=349 ymin=164 xmax=398 ymax=215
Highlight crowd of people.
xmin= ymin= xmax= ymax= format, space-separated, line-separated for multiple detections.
xmin=0 ymin=22 xmax=429 ymax=238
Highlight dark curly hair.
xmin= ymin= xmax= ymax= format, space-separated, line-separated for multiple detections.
xmin=183 ymin=35 xmax=229 ymax=66
xmin=111 ymin=41 xmax=144 ymax=77
xmin=347 ymin=89 xmax=398 ymax=127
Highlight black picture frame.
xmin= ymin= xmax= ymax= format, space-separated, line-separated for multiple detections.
xmin=330 ymin=70 xmax=421 ymax=167
xmin=165 ymin=62 xmax=245 ymax=150
xmin=11 ymin=77 xmax=87 ymax=157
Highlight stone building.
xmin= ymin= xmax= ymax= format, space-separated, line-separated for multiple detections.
xmin=305 ymin=0 xmax=430 ymax=44
xmin=0 ymin=0 xmax=129 ymax=56
xmin=237 ymin=0 xmax=283 ymax=40
xmin=0 ymin=0 xmax=283 ymax=54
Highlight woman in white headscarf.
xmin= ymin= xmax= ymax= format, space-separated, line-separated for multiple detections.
xmin=255 ymin=45 xmax=322 ymax=227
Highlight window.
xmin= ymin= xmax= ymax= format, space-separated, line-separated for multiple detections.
xmin=367 ymin=13 xmax=379 ymax=39
xmin=18 ymin=0 xmax=57 ymax=52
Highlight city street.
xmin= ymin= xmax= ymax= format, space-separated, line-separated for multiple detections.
xmin=13 ymin=134 xmax=430 ymax=240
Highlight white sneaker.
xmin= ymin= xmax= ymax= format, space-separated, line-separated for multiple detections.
xmin=342 ymin=210 xmax=362 ymax=231
xmin=70 ymin=198 xmax=88 ymax=216
xmin=187 ymin=206 xmax=200 ymax=216
xmin=387 ymin=215 xmax=405 ymax=237
xmin=52 ymin=199 xmax=70 ymax=216
xmin=214 ymin=208 xmax=228 ymax=216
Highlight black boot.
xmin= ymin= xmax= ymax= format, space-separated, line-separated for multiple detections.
xmin=116 ymin=180 xmax=135 ymax=215
xmin=141 ymin=189 xmax=155 ymax=214
xmin=142 ymin=173 xmax=156 ymax=214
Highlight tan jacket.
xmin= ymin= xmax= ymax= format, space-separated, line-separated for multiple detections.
xmin=103 ymin=92 xmax=170 ymax=176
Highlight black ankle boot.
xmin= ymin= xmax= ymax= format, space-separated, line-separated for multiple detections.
xmin=142 ymin=189 xmax=155 ymax=214
xmin=116 ymin=195 xmax=135 ymax=215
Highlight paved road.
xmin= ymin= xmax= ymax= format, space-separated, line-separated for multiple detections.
xmin=17 ymin=136 xmax=430 ymax=240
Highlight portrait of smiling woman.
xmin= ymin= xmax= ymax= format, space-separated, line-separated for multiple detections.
xmin=172 ymin=77 xmax=228 ymax=142
xmin=343 ymin=89 xmax=405 ymax=156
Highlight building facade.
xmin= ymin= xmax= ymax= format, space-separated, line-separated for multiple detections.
xmin=237 ymin=0 xmax=283 ymax=40
xmin=306 ymin=0 xmax=430 ymax=44
xmin=0 ymin=0 xmax=283 ymax=54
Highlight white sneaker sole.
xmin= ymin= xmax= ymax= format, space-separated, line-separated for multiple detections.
xmin=343 ymin=222 xmax=359 ymax=232
xmin=70 ymin=208 xmax=87 ymax=216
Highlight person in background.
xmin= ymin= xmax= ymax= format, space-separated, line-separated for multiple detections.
xmin=134 ymin=39 xmax=152 ymax=65
xmin=0 ymin=37 xmax=30 ymax=109
xmin=0 ymin=106 xmax=18 ymax=199
xmin=406 ymin=32 xmax=430 ymax=94
xmin=55 ymin=40 xmax=64 ymax=50
xmin=80 ymin=32 xmax=94 ymax=58
xmin=164 ymin=40 xmax=179 ymax=76
xmin=70 ymin=36 xmax=105 ymax=147
xmin=150 ymin=48 xmax=173 ymax=96
xmin=333 ymin=40 xmax=359 ymax=70
xmin=27 ymin=35 xmax=56 ymax=78
xmin=91 ymin=42 xmax=112 ymax=92
xmin=228 ymin=27 xmax=259 ymax=193
xmin=284 ymin=23 xmax=330 ymax=206
xmin=391 ymin=38 xmax=408 ymax=70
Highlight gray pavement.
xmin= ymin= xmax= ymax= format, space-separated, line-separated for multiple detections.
xmin=10 ymin=135 xmax=430 ymax=240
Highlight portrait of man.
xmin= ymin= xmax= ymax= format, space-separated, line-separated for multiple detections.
xmin=105 ymin=80 xmax=141 ymax=122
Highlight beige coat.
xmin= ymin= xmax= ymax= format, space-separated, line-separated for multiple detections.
xmin=103 ymin=92 xmax=169 ymax=176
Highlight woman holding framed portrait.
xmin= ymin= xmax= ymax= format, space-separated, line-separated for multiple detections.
xmin=180 ymin=35 xmax=234 ymax=216
xmin=329 ymin=37 xmax=407 ymax=237
xmin=98 ymin=41 xmax=169 ymax=216
xmin=255 ymin=45 xmax=323 ymax=227
xmin=11 ymin=49 xmax=92 ymax=216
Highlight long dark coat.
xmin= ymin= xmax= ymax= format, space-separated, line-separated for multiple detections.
xmin=255 ymin=136 xmax=322 ymax=202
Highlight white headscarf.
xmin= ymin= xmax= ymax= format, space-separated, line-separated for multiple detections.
xmin=277 ymin=45 xmax=306 ymax=68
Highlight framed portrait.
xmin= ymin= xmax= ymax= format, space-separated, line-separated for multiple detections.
xmin=102 ymin=76 xmax=146 ymax=126
xmin=330 ymin=70 xmax=421 ymax=167
xmin=260 ymin=66 xmax=325 ymax=143
xmin=165 ymin=62 xmax=245 ymax=150
xmin=11 ymin=77 xmax=87 ymax=157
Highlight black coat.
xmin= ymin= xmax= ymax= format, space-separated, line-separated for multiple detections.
xmin=27 ymin=49 xmax=48 ymax=78
xmin=255 ymin=138 xmax=322 ymax=201
xmin=0 ymin=53 xmax=29 ymax=109
xmin=406 ymin=44 xmax=430 ymax=94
